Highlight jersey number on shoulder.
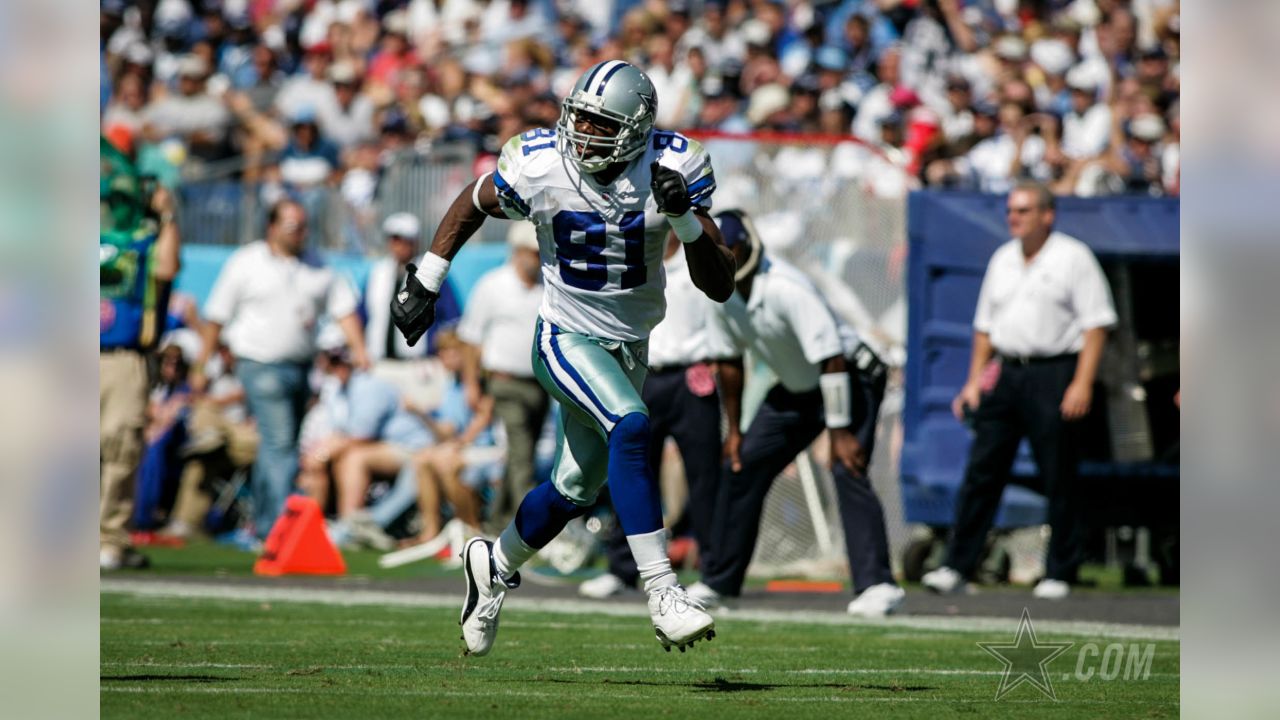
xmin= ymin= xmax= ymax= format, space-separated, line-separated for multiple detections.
xmin=652 ymin=131 xmax=688 ymax=153
xmin=552 ymin=211 xmax=646 ymax=291
xmin=521 ymin=128 xmax=556 ymax=156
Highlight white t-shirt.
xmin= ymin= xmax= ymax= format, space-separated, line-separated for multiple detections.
xmin=714 ymin=256 xmax=859 ymax=393
xmin=1062 ymin=103 xmax=1112 ymax=160
xmin=974 ymin=232 xmax=1118 ymax=357
xmin=455 ymin=262 xmax=544 ymax=377
xmin=647 ymin=245 xmax=737 ymax=368
xmin=204 ymin=241 xmax=358 ymax=364
xmin=490 ymin=126 xmax=717 ymax=342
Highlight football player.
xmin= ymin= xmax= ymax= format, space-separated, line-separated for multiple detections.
xmin=392 ymin=61 xmax=735 ymax=655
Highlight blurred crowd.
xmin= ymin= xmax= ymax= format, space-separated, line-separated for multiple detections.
xmin=101 ymin=0 xmax=1179 ymax=201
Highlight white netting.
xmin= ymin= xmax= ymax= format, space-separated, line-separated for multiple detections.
xmin=687 ymin=132 xmax=915 ymax=580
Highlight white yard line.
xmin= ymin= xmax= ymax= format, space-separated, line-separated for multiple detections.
xmin=99 ymin=686 xmax=1177 ymax=705
xmin=100 ymin=579 xmax=1178 ymax=641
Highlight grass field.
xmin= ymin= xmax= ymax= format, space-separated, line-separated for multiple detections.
xmin=102 ymin=585 xmax=1179 ymax=719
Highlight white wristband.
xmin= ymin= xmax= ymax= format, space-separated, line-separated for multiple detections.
xmin=668 ymin=210 xmax=703 ymax=244
xmin=472 ymin=172 xmax=492 ymax=213
xmin=414 ymin=252 xmax=451 ymax=294
xmin=819 ymin=372 xmax=853 ymax=429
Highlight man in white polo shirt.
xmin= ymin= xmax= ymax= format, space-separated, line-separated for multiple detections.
xmin=923 ymin=181 xmax=1117 ymax=600
xmin=194 ymin=199 xmax=368 ymax=539
xmin=455 ymin=221 xmax=547 ymax=529
xmin=691 ymin=209 xmax=905 ymax=618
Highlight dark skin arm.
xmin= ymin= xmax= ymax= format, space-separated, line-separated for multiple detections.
xmin=428 ymin=175 xmax=507 ymax=261
xmin=671 ymin=211 xmax=736 ymax=303
xmin=716 ymin=358 xmax=746 ymax=472
xmin=821 ymin=355 xmax=868 ymax=476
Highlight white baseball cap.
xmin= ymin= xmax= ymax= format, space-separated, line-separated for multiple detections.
xmin=1129 ymin=113 xmax=1166 ymax=142
xmin=382 ymin=212 xmax=421 ymax=239
xmin=507 ymin=221 xmax=539 ymax=251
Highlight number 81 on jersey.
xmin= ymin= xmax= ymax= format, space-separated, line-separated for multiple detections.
xmin=552 ymin=210 xmax=647 ymax=292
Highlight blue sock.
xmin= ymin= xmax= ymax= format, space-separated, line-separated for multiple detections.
xmin=606 ymin=412 xmax=663 ymax=536
xmin=513 ymin=480 xmax=588 ymax=549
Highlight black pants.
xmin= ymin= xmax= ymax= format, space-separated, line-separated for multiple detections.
xmin=702 ymin=368 xmax=894 ymax=596
xmin=602 ymin=365 xmax=725 ymax=587
xmin=944 ymin=355 xmax=1086 ymax=583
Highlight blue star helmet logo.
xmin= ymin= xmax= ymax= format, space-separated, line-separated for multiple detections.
xmin=638 ymin=89 xmax=657 ymax=116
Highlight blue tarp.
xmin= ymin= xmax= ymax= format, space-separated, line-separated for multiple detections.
xmin=901 ymin=191 xmax=1179 ymax=527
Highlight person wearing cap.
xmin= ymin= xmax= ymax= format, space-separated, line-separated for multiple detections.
xmin=688 ymin=209 xmax=905 ymax=618
xmin=454 ymin=222 xmax=548 ymax=530
xmin=278 ymin=105 xmax=343 ymax=189
xmin=1061 ymin=65 xmax=1111 ymax=160
xmin=194 ymin=199 xmax=369 ymax=539
xmin=1098 ymin=110 xmax=1167 ymax=196
xmin=923 ymin=181 xmax=1116 ymax=601
xmin=363 ymin=212 xmax=463 ymax=386
xmin=141 ymin=54 xmax=231 ymax=160
xmin=319 ymin=60 xmax=376 ymax=149
xmin=579 ymin=226 xmax=741 ymax=599
xmin=301 ymin=333 xmax=436 ymax=551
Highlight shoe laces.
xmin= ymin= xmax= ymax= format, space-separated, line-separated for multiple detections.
xmin=654 ymin=585 xmax=704 ymax=617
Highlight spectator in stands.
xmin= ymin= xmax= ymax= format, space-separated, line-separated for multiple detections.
xmin=243 ymin=45 xmax=285 ymax=113
xmin=1060 ymin=66 xmax=1112 ymax=161
xmin=952 ymin=100 xmax=1051 ymax=194
xmin=303 ymin=335 xmax=435 ymax=551
xmin=852 ymin=45 xmax=902 ymax=142
xmin=142 ymin=55 xmax=231 ymax=162
xmin=275 ymin=43 xmax=335 ymax=123
xmin=103 ymin=72 xmax=149 ymax=138
xmin=319 ymin=61 xmax=376 ymax=150
xmin=924 ymin=182 xmax=1116 ymax=601
xmin=194 ymin=199 xmax=369 ymax=540
xmin=456 ymin=222 xmax=547 ymax=531
xmin=409 ymin=331 xmax=502 ymax=542
xmin=367 ymin=10 xmax=421 ymax=90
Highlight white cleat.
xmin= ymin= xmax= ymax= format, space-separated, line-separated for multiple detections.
xmin=846 ymin=583 xmax=907 ymax=618
xmin=921 ymin=565 xmax=969 ymax=595
xmin=649 ymin=584 xmax=716 ymax=653
xmin=685 ymin=581 xmax=736 ymax=610
xmin=1032 ymin=578 xmax=1070 ymax=600
xmin=460 ymin=537 xmax=519 ymax=657
xmin=579 ymin=573 xmax=634 ymax=599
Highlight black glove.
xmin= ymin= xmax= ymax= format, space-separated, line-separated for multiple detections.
xmin=649 ymin=161 xmax=691 ymax=216
xmin=390 ymin=262 xmax=439 ymax=347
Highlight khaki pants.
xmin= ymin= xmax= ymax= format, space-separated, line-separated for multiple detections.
xmin=100 ymin=350 xmax=148 ymax=551
xmin=169 ymin=400 xmax=260 ymax=532
xmin=488 ymin=374 xmax=550 ymax=526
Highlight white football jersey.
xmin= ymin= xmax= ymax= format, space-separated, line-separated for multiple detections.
xmin=492 ymin=127 xmax=716 ymax=342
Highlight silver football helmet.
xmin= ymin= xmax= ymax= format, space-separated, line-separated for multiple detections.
xmin=556 ymin=60 xmax=658 ymax=173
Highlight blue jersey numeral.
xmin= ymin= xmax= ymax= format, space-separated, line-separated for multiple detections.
xmin=552 ymin=210 xmax=646 ymax=291
xmin=653 ymin=132 xmax=688 ymax=153
xmin=521 ymin=128 xmax=556 ymax=156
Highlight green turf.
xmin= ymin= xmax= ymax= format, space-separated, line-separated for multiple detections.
xmin=101 ymin=592 xmax=1178 ymax=719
